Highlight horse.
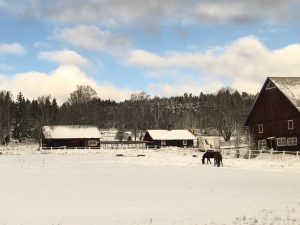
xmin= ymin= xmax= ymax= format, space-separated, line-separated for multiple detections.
xmin=202 ymin=151 xmax=215 ymax=164
xmin=213 ymin=151 xmax=223 ymax=167
xmin=202 ymin=151 xmax=223 ymax=167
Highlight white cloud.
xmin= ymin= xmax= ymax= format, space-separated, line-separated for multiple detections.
xmin=0 ymin=43 xmax=26 ymax=55
xmin=0 ymin=65 xmax=135 ymax=104
xmin=57 ymin=25 xmax=132 ymax=56
xmin=127 ymin=35 xmax=300 ymax=94
xmin=38 ymin=50 xmax=89 ymax=66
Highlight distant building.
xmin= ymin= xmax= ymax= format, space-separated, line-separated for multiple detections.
xmin=244 ymin=77 xmax=300 ymax=151
xmin=143 ymin=129 xmax=196 ymax=148
xmin=42 ymin=125 xmax=101 ymax=148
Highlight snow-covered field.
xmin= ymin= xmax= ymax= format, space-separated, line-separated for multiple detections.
xmin=0 ymin=147 xmax=300 ymax=225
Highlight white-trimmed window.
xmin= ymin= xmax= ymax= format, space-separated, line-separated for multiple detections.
xmin=183 ymin=140 xmax=187 ymax=146
xmin=257 ymin=139 xmax=267 ymax=149
xmin=161 ymin=140 xmax=166 ymax=146
xmin=287 ymin=137 xmax=297 ymax=146
xmin=88 ymin=140 xmax=98 ymax=147
xmin=258 ymin=124 xmax=263 ymax=134
xmin=276 ymin=137 xmax=286 ymax=146
xmin=288 ymin=120 xmax=294 ymax=130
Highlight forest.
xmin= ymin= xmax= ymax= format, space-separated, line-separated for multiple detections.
xmin=0 ymin=85 xmax=256 ymax=145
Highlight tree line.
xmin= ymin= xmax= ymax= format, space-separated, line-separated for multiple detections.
xmin=0 ymin=85 xmax=256 ymax=145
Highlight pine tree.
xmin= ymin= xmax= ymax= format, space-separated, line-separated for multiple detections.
xmin=13 ymin=92 xmax=29 ymax=142
xmin=0 ymin=91 xmax=12 ymax=145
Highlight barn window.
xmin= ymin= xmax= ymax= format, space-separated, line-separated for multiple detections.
xmin=161 ymin=140 xmax=166 ymax=146
xmin=266 ymin=81 xmax=276 ymax=90
xmin=257 ymin=140 xmax=267 ymax=149
xmin=287 ymin=137 xmax=297 ymax=146
xmin=276 ymin=137 xmax=286 ymax=146
xmin=183 ymin=140 xmax=187 ymax=145
xmin=258 ymin=124 xmax=263 ymax=133
xmin=288 ymin=120 xmax=294 ymax=130
xmin=88 ymin=140 xmax=98 ymax=147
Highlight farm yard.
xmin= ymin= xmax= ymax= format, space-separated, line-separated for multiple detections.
xmin=0 ymin=145 xmax=300 ymax=225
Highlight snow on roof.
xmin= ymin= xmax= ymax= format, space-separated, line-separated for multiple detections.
xmin=146 ymin=130 xmax=196 ymax=140
xmin=43 ymin=125 xmax=101 ymax=139
xmin=270 ymin=77 xmax=300 ymax=111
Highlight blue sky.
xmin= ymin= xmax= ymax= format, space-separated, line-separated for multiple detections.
xmin=1 ymin=0 xmax=300 ymax=103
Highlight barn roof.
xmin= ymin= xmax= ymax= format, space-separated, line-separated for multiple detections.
xmin=146 ymin=130 xmax=196 ymax=140
xmin=43 ymin=125 xmax=101 ymax=139
xmin=270 ymin=77 xmax=300 ymax=111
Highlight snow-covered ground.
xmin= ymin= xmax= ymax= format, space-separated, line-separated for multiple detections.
xmin=0 ymin=147 xmax=300 ymax=225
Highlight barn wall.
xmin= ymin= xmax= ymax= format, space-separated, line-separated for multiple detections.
xmin=145 ymin=139 xmax=193 ymax=148
xmin=42 ymin=138 xmax=100 ymax=148
xmin=143 ymin=132 xmax=154 ymax=142
xmin=246 ymin=80 xmax=300 ymax=151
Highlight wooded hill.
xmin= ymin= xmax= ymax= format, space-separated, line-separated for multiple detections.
xmin=0 ymin=85 xmax=256 ymax=145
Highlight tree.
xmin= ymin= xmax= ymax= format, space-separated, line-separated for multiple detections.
xmin=30 ymin=95 xmax=58 ymax=146
xmin=115 ymin=128 xmax=126 ymax=141
xmin=0 ymin=91 xmax=12 ymax=145
xmin=214 ymin=88 xmax=238 ymax=141
xmin=67 ymin=85 xmax=97 ymax=105
xmin=13 ymin=92 xmax=30 ymax=142
xmin=64 ymin=85 xmax=98 ymax=125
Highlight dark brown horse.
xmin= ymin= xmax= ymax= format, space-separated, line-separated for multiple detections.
xmin=202 ymin=151 xmax=223 ymax=167
xmin=214 ymin=151 xmax=223 ymax=167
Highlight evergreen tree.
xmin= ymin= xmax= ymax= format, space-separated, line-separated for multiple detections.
xmin=13 ymin=92 xmax=29 ymax=142
xmin=0 ymin=91 xmax=12 ymax=145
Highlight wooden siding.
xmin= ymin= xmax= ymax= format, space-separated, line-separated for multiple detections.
xmin=42 ymin=138 xmax=100 ymax=148
xmin=143 ymin=131 xmax=194 ymax=148
xmin=245 ymin=79 xmax=300 ymax=151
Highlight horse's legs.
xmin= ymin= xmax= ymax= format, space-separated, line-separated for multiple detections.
xmin=208 ymin=158 xmax=211 ymax=164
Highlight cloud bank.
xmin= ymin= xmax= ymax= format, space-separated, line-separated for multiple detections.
xmin=128 ymin=36 xmax=300 ymax=95
xmin=0 ymin=65 xmax=134 ymax=104
xmin=0 ymin=0 xmax=298 ymax=26
xmin=57 ymin=25 xmax=132 ymax=55
xmin=38 ymin=50 xmax=89 ymax=66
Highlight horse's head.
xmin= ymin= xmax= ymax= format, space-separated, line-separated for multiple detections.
xmin=202 ymin=156 xmax=205 ymax=164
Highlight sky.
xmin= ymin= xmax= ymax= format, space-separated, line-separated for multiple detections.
xmin=1 ymin=0 xmax=300 ymax=104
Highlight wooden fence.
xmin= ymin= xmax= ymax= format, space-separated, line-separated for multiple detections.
xmin=0 ymin=145 xmax=300 ymax=159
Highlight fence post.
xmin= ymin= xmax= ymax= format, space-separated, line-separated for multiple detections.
xmin=283 ymin=151 xmax=285 ymax=157
xmin=297 ymin=151 xmax=299 ymax=156
xmin=260 ymin=150 xmax=263 ymax=156
xmin=248 ymin=150 xmax=251 ymax=159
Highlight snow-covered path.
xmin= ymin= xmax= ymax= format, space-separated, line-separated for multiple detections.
xmin=0 ymin=152 xmax=299 ymax=225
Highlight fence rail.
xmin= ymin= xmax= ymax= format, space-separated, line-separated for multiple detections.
xmin=220 ymin=148 xmax=300 ymax=159
xmin=0 ymin=145 xmax=300 ymax=159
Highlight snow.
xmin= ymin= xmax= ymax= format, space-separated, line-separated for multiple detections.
xmin=146 ymin=129 xmax=196 ymax=140
xmin=43 ymin=125 xmax=101 ymax=139
xmin=0 ymin=147 xmax=300 ymax=225
xmin=270 ymin=77 xmax=300 ymax=111
xmin=99 ymin=128 xmax=119 ymax=141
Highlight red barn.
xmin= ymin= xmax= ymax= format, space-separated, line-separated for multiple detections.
xmin=245 ymin=77 xmax=300 ymax=151
xmin=42 ymin=125 xmax=101 ymax=148
xmin=143 ymin=129 xmax=196 ymax=148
